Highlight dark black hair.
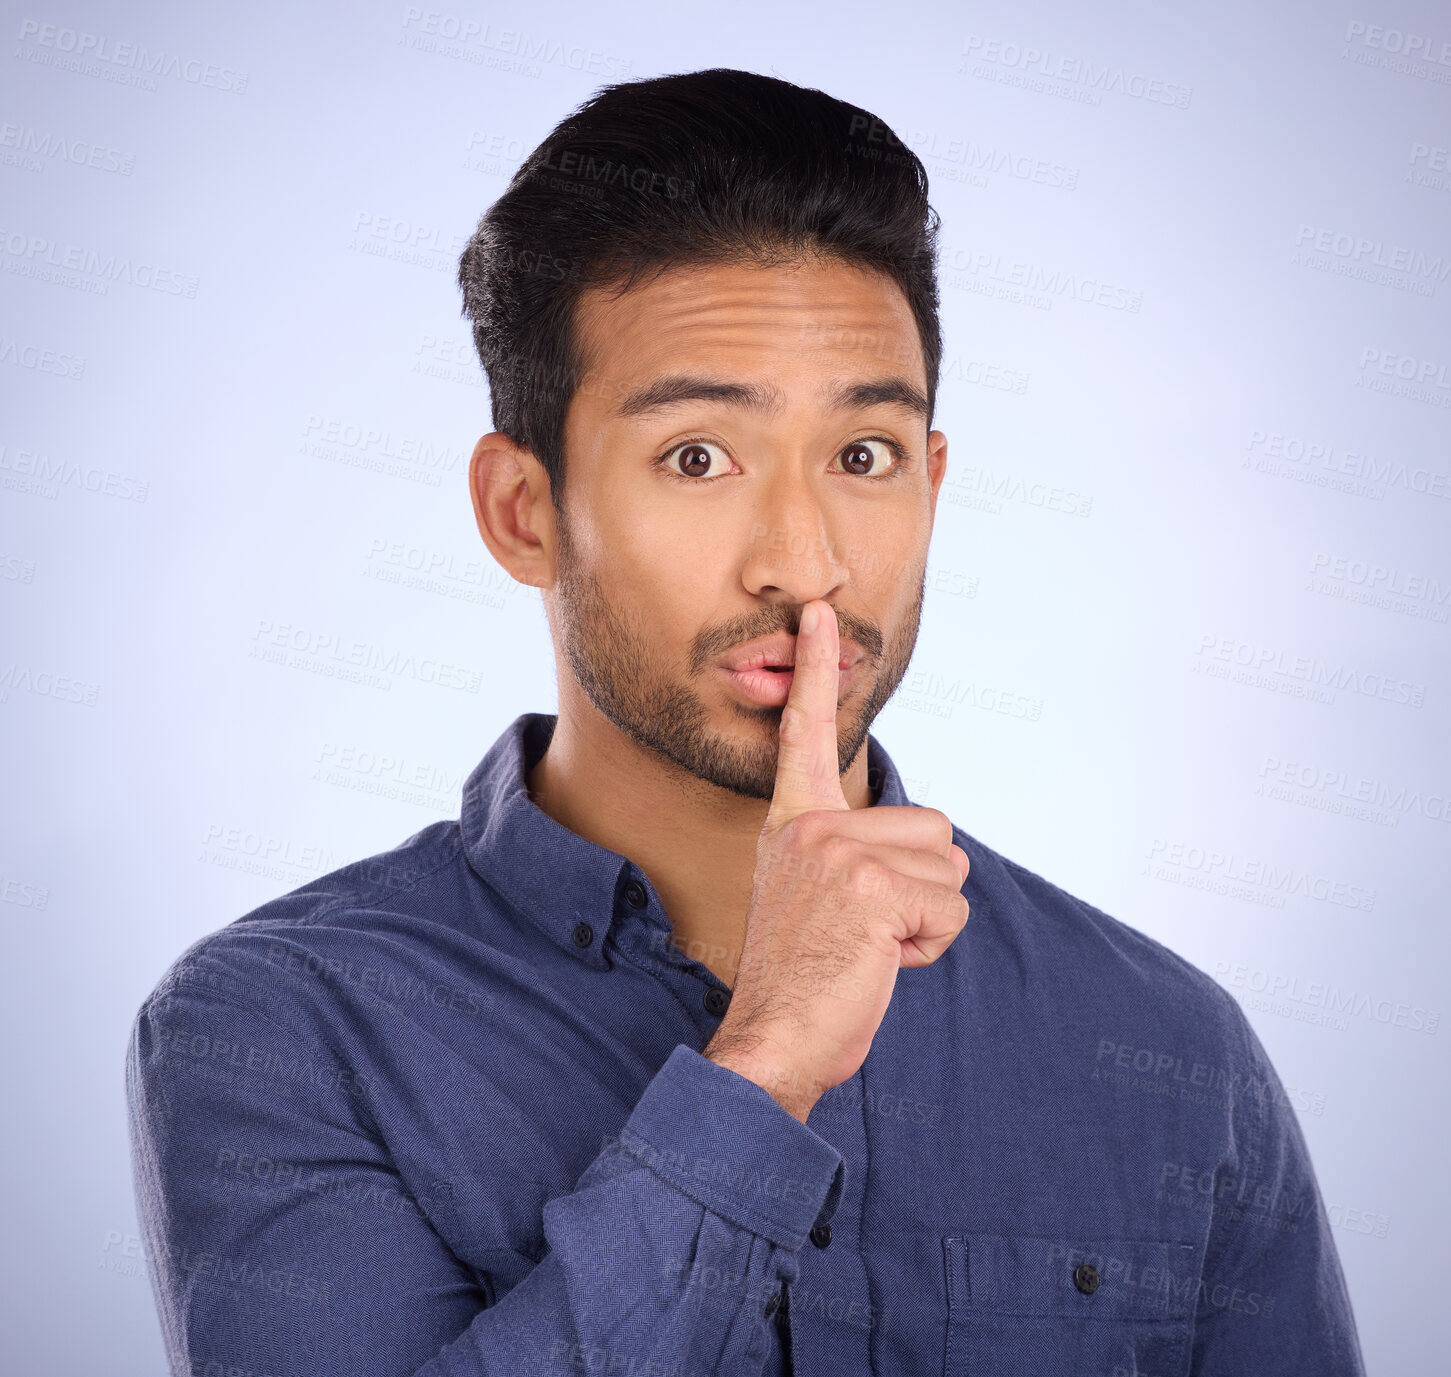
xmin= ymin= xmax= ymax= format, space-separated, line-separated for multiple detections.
xmin=457 ymin=67 xmax=941 ymax=515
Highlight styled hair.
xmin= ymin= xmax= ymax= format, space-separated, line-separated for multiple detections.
xmin=457 ymin=67 xmax=941 ymax=514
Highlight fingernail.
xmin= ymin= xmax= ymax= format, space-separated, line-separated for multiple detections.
xmin=800 ymin=603 xmax=820 ymax=634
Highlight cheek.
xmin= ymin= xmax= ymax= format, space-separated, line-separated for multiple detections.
xmin=843 ymin=514 xmax=923 ymax=600
xmin=628 ymin=506 xmax=736 ymax=574
xmin=593 ymin=516 xmax=721 ymax=639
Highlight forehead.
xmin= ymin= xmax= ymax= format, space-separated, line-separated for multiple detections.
xmin=573 ymin=257 xmax=924 ymax=400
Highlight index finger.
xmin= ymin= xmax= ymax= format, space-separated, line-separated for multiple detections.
xmin=767 ymin=599 xmax=850 ymax=821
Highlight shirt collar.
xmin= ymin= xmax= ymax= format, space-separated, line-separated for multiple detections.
xmin=460 ymin=711 xmax=912 ymax=965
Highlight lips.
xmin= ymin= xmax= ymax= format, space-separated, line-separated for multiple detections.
xmin=719 ymin=658 xmax=862 ymax=707
xmin=717 ymin=631 xmax=862 ymax=675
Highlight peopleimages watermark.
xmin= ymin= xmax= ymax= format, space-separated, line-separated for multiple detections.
xmin=263 ymin=941 xmax=495 ymax=1021
xmin=314 ymin=740 xmax=464 ymax=810
xmin=211 ymin=1144 xmax=447 ymax=1222
xmin=600 ymin=1131 xmax=826 ymax=1214
xmin=1292 ymin=224 xmax=1448 ymax=297
xmin=546 ymin=1338 xmax=679 ymax=1377
xmin=0 ymin=660 xmax=99 ymax=707
xmin=248 ymin=618 xmax=484 ymax=694
xmin=532 ymin=146 xmax=695 ymax=201
xmin=845 ymin=114 xmax=1080 ymax=191
xmin=0 ymin=227 xmax=198 ymax=297
xmin=1342 ymin=19 xmax=1451 ymax=83
xmin=1 ymin=871 xmax=49 ymax=910
xmin=1256 ymin=753 xmax=1451 ymax=827
xmin=939 ymin=241 xmax=1143 ymax=313
xmin=959 ymin=33 xmax=1193 ymax=107
xmin=98 ymin=1230 xmax=331 ymax=1302
xmin=1033 ymin=1239 xmax=1271 ymax=1320
xmin=1158 ymin=1161 xmax=1311 ymax=1238
xmin=1307 ymin=551 xmax=1451 ymax=623
xmin=1192 ymin=633 xmax=1425 ymax=709
xmin=1356 ymin=346 xmax=1451 ymax=407
xmin=1408 ymin=140 xmax=1450 ymax=191
xmin=1215 ymin=961 xmax=1439 ymax=1035
xmin=1144 ymin=838 xmax=1375 ymax=912
xmin=147 ymin=1018 xmax=375 ymax=1099
xmin=0 ymin=121 xmax=135 ymax=175
xmin=200 ymin=821 xmax=342 ymax=881
xmin=398 ymin=7 xmax=631 ymax=79
xmin=1093 ymin=1039 xmax=1313 ymax=1116
xmin=1243 ymin=427 xmax=1451 ymax=501
xmin=15 ymin=18 xmax=249 ymax=93
xmin=939 ymin=463 xmax=1092 ymax=517
xmin=301 ymin=413 xmax=467 ymax=490
xmin=0 ymin=337 xmax=85 ymax=380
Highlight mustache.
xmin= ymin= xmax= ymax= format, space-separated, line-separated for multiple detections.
xmin=697 ymin=610 xmax=882 ymax=666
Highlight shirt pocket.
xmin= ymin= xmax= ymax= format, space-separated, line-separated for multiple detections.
xmin=943 ymin=1233 xmax=1198 ymax=1377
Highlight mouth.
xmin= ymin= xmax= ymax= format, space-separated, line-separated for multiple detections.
xmin=727 ymin=657 xmax=858 ymax=675
xmin=714 ymin=625 xmax=865 ymax=696
xmin=717 ymin=657 xmax=863 ymax=707
xmin=717 ymin=644 xmax=863 ymax=675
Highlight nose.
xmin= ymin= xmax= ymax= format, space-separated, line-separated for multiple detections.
xmin=740 ymin=488 xmax=849 ymax=607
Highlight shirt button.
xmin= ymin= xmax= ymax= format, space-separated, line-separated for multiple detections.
xmin=763 ymin=1288 xmax=781 ymax=1318
xmin=703 ymin=987 xmax=730 ymax=1016
xmin=1073 ymin=1262 xmax=1100 ymax=1295
xmin=572 ymin=922 xmax=593 ymax=948
xmin=809 ymin=1223 xmax=832 ymax=1249
xmin=623 ymin=880 xmax=648 ymax=908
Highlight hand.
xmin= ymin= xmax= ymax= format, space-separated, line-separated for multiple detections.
xmin=703 ymin=599 xmax=971 ymax=1123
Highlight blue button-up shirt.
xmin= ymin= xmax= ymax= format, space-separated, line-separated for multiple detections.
xmin=126 ymin=711 xmax=1365 ymax=1376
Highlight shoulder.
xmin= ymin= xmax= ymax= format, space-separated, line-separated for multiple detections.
xmin=132 ymin=818 xmax=467 ymax=1036
xmin=952 ymin=822 xmax=1259 ymax=1066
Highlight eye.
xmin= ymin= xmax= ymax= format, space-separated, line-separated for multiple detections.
xmin=657 ymin=440 xmax=733 ymax=481
xmin=835 ymin=438 xmax=905 ymax=480
xmin=653 ymin=435 xmax=911 ymax=484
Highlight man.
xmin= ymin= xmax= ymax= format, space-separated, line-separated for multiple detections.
xmin=126 ymin=68 xmax=1366 ymax=1376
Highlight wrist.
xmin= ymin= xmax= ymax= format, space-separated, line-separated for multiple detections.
xmin=704 ymin=1036 xmax=819 ymax=1124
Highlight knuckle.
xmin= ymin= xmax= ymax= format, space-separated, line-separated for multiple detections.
xmin=848 ymin=856 xmax=888 ymax=899
xmin=922 ymin=808 xmax=954 ymax=848
xmin=924 ymin=883 xmax=955 ymax=915
xmin=815 ymin=837 xmax=856 ymax=892
xmin=799 ymin=807 xmax=841 ymax=836
xmin=777 ymin=811 xmax=818 ymax=848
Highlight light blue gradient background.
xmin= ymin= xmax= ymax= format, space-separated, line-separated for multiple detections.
xmin=2 ymin=0 xmax=1447 ymax=1370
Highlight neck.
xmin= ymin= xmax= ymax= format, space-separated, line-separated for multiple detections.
xmin=525 ymin=692 xmax=875 ymax=986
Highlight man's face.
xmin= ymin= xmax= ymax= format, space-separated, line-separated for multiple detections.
xmin=548 ymin=255 xmax=947 ymax=802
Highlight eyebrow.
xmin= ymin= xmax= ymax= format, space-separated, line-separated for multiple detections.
xmin=610 ymin=374 xmax=930 ymax=424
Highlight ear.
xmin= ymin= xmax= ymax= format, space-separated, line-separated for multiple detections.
xmin=468 ymin=432 xmax=557 ymax=590
xmin=925 ymin=428 xmax=948 ymax=523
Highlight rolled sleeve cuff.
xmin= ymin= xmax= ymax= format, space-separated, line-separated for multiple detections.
xmin=617 ymin=1043 xmax=846 ymax=1250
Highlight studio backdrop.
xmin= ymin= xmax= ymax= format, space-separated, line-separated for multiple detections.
xmin=2 ymin=0 xmax=1447 ymax=1371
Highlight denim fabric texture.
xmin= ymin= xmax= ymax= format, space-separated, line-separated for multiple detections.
xmin=126 ymin=711 xmax=1366 ymax=1376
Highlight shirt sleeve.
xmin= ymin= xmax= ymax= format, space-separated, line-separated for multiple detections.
xmin=125 ymin=975 xmax=845 ymax=1377
xmin=1189 ymin=1002 xmax=1367 ymax=1375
